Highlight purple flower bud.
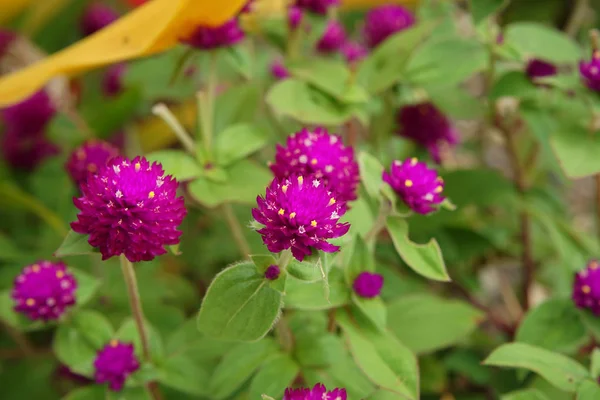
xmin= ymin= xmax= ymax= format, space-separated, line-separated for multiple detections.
xmin=288 ymin=6 xmax=303 ymax=30
xmin=317 ymin=21 xmax=346 ymax=54
xmin=383 ymin=158 xmax=445 ymax=215
xmin=94 ymin=340 xmax=140 ymax=391
xmin=271 ymin=60 xmax=290 ymax=80
xmin=294 ymin=0 xmax=339 ymax=15
xmin=397 ymin=102 xmax=459 ymax=164
xmin=0 ymin=29 xmax=17 ymax=58
xmin=364 ymin=5 xmax=415 ymax=49
xmin=264 ymin=265 xmax=281 ymax=280
xmin=269 ymin=127 xmax=360 ymax=203
xmin=353 ymin=271 xmax=384 ymax=298
xmin=80 ymin=3 xmax=119 ymax=37
xmin=102 ymin=63 xmax=127 ymax=97
xmin=12 ymin=261 xmax=77 ymax=321
xmin=341 ymin=41 xmax=368 ymax=63
xmin=525 ymin=59 xmax=557 ymax=80
xmin=573 ymin=260 xmax=600 ymax=315
xmin=182 ymin=18 xmax=245 ymax=50
xmin=496 ymin=33 xmax=504 ymax=45
xmin=283 ymin=383 xmax=347 ymax=400
xmin=66 ymin=140 xmax=120 ymax=186
xmin=252 ymin=175 xmax=350 ymax=261
xmin=71 ymin=156 xmax=187 ymax=262
xmin=580 ymin=50 xmax=600 ymax=92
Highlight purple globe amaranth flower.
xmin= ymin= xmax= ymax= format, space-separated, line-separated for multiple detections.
xmin=2 ymin=128 xmax=59 ymax=170
xmin=80 ymin=3 xmax=119 ymax=37
xmin=284 ymin=383 xmax=347 ymax=400
xmin=269 ymin=128 xmax=360 ymax=203
xmin=2 ymin=90 xmax=55 ymax=134
xmin=252 ymin=176 xmax=350 ymax=261
xmin=364 ymin=5 xmax=415 ymax=49
xmin=341 ymin=41 xmax=368 ymax=64
xmin=66 ymin=140 xmax=120 ymax=186
xmin=573 ymin=260 xmax=600 ymax=315
xmin=288 ymin=6 xmax=303 ymax=30
xmin=397 ymin=102 xmax=459 ymax=164
xmin=525 ymin=58 xmax=557 ymax=80
xmin=102 ymin=63 xmax=127 ymax=97
xmin=317 ymin=21 xmax=346 ymax=54
xmin=0 ymin=29 xmax=17 ymax=57
xmin=264 ymin=265 xmax=281 ymax=280
xmin=353 ymin=271 xmax=384 ymax=298
xmin=94 ymin=340 xmax=140 ymax=391
xmin=12 ymin=261 xmax=77 ymax=321
xmin=383 ymin=158 xmax=445 ymax=215
xmin=580 ymin=50 xmax=600 ymax=92
xmin=71 ymin=156 xmax=187 ymax=262
xmin=182 ymin=18 xmax=244 ymax=50
xmin=271 ymin=60 xmax=290 ymax=80
xmin=294 ymin=0 xmax=339 ymax=15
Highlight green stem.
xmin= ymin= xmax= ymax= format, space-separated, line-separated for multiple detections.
xmin=2 ymin=321 xmax=34 ymax=356
xmin=364 ymin=200 xmax=391 ymax=243
xmin=274 ymin=316 xmax=294 ymax=353
xmin=221 ymin=203 xmax=251 ymax=258
xmin=198 ymin=52 xmax=219 ymax=163
xmin=151 ymin=103 xmax=196 ymax=155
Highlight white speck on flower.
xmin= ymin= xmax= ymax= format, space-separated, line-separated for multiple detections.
xmin=299 ymin=155 xmax=308 ymax=164
xmin=115 ymin=190 xmax=123 ymax=198
xmin=312 ymin=179 xmax=321 ymax=188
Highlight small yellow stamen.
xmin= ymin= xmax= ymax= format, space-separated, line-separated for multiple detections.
xmin=310 ymin=158 xmax=318 ymax=165
xmin=282 ymin=185 xmax=288 ymax=194
xmin=32 ymin=264 xmax=40 ymax=273
xmin=410 ymin=157 xmax=418 ymax=165
xmin=289 ymin=212 xmax=296 ymax=218
xmin=25 ymin=298 xmax=35 ymax=306
xmin=405 ymin=180 xmax=413 ymax=187
xmin=297 ymin=176 xmax=304 ymax=185
xmin=311 ymin=220 xmax=317 ymax=227
xmin=135 ymin=162 xmax=141 ymax=171
xmin=434 ymin=186 xmax=443 ymax=193
xmin=56 ymin=271 xmax=65 ymax=279
xmin=148 ymin=191 xmax=155 ymax=199
xmin=110 ymin=339 xmax=119 ymax=347
xmin=328 ymin=198 xmax=336 ymax=206
xmin=583 ymin=285 xmax=591 ymax=294
xmin=278 ymin=208 xmax=285 ymax=215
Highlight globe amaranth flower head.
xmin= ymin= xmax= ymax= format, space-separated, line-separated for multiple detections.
xmin=364 ymin=5 xmax=415 ymax=49
xmin=573 ymin=260 xmax=600 ymax=315
xmin=294 ymin=0 xmax=339 ymax=15
xmin=317 ymin=21 xmax=346 ymax=54
xmin=288 ymin=6 xmax=303 ymax=30
xmin=252 ymin=175 xmax=350 ymax=261
xmin=71 ymin=156 xmax=187 ymax=262
xmin=341 ymin=41 xmax=368 ymax=64
xmin=580 ymin=50 xmax=600 ymax=92
xmin=94 ymin=340 xmax=140 ymax=391
xmin=525 ymin=58 xmax=557 ymax=81
xmin=271 ymin=59 xmax=290 ymax=80
xmin=80 ymin=3 xmax=119 ymax=37
xmin=383 ymin=158 xmax=445 ymax=215
xmin=269 ymin=127 xmax=360 ymax=203
xmin=284 ymin=383 xmax=347 ymax=400
xmin=397 ymin=102 xmax=459 ymax=164
xmin=103 ymin=63 xmax=127 ymax=97
xmin=12 ymin=261 xmax=77 ymax=321
xmin=353 ymin=271 xmax=384 ymax=298
xmin=182 ymin=18 xmax=244 ymax=50
xmin=66 ymin=139 xmax=120 ymax=186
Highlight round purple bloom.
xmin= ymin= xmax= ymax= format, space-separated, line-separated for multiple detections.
xmin=2 ymin=129 xmax=59 ymax=170
xmin=397 ymin=102 xmax=459 ymax=164
xmin=580 ymin=50 xmax=600 ymax=92
xmin=294 ymin=0 xmax=339 ymax=15
xmin=12 ymin=261 xmax=77 ymax=321
xmin=353 ymin=271 xmax=384 ymax=298
xmin=103 ymin=63 xmax=127 ymax=97
xmin=573 ymin=260 xmax=600 ymax=315
xmin=317 ymin=21 xmax=346 ymax=54
xmin=0 ymin=29 xmax=16 ymax=57
xmin=264 ymin=265 xmax=281 ymax=280
xmin=269 ymin=128 xmax=360 ymax=203
xmin=341 ymin=41 xmax=368 ymax=63
xmin=525 ymin=59 xmax=557 ymax=80
xmin=383 ymin=158 xmax=445 ymax=215
xmin=2 ymin=90 xmax=55 ymax=134
xmin=252 ymin=176 xmax=350 ymax=261
xmin=182 ymin=18 xmax=245 ymax=50
xmin=364 ymin=5 xmax=415 ymax=49
xmin=271 ymin=60 xmax=290 ymax=80
xmin=71 ymin=156 xmax=187 ymax=262
xmin=65 ymin=140 xmax=120 ymax=186
xmin=288 ymin=6 xmax=303 ymax=30
xmin=94 ymin=340 xmax=140 ymax=392
xmin=283 ymin=383 xmax=347 ymax=400
xmin=80 ymin=3 xmax=119 ymax=37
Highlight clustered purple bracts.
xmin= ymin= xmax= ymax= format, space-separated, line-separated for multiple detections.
xmin=294 ymin=0 xmax=339 ymax=15
xmin=71 ymin=156 xmax=187 ymax=262
xmin=183 ymin=18 xmax=244 ymax=50
xmin=283 ymin=383 xmax=347 ymax=400
xmin=383 ymin=158 xmax=445 ymax=215
xmin=80 ymin=3 xmax=119 ymax=36
xmin=525 ymin=59 xmax=557 ymax=81
xmin=102 ymin=63 xmax=127 ymax=97
xmin=94 ymin=340 xmax=140 ymax=391
xmin=580 ymin=50 xmax=600 ymax=92
xmin=264 ymin=265 xmax=281 ymax=280
xmin=364 ymin=5 xmax=415 ymax=48
xmin=252 ymin=176 xmax=350 ymax=261
xmin=341 ymin=41 xmax=368 ymax=63
xmin=353 ymin=271 xmax=384 ymax=298
xmin=12 ymin=261 xmax=77 ymax=321
xmin=271 ymin=60 xmax=290 ymax=80
xmin=573 ymin=260 xmax=600 ymax=315
xmin=288 ymin=6 xmax=303 ymax=30
xmin=317 ymin=21 xmax=346 ymax=54
xmin=66 ymin=139 xmax=120 ymax=186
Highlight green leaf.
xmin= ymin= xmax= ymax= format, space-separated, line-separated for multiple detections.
xmin=157 ymin=353 xmax=210 ymax=396
xmin=214 ymin=84 xmax=261 ymax=135
xmin=53 ymin=310 xmax=114 ymax=377
xmin=352 ymin=295 xmax=388 ymax=332
xmin=387 ymin=294 xmax=483 ymax=354
xmin=63 ymin=386 xmax=107 ymax=400
xmin=248 ymin=353 xmax=300 ymax=400
xmin=251 ymin=254 xmax=278 ymax=275
xmin=551 ymin=124 xmax=600 ymax=178
xmin=470 ymin=0 xmax=507 ymax=25
xmin=221 ymin=45 xmax=253 ymax=80
xmin=81 ymin=89 xmax=142 ymax=138
xmin=490 ymin=71 xmax=538 ymax=100
xmin=591 ymin=349 xmax=600 ymax=379
xmin=284 ymin=268 xmax=350 ymax=310
xmin=54 ymin=230 xmax=96 ymax=258
xmin=287 ymin=260 xmax=323 ymax=282
xmin=214 ymin=123 xmax=269 ymax=167
xmin=115 ymin=318 xmax=164 ymax=361
xmin=501 ymin=389 xmax=550 ymax=400
xmin=145 ymin=150 xmax=203 ymax=181
xmin=386 ymin=217 xmax=449 ymax=281
xmin=504 ymin=22 xmax=582 ymax=63
xmin=441 ymin=169 xmax=516 ymax=207
xmin=516 ymin=299 xmax=587 ymax=353
xmin=0 ymin=233 xmax=21 ymax=262
xmin=483 ymin=343 xmax=589 ymax=392
xmin=425 ymin=84 xmax=484 ymax=119
xmin=70 ymin=268 xmax=101 ymax=308
xmin=209 ymin=339 xmax=279 ymax=399
xmin=577 ymin=380 xmax=600 ymax=400
xmin=344 ymin=236 xmax=375 ymax=285
xmin=197 ymin=262 xmax=283 ymax=341
xmin=358 ymin=151 xmax=384 ymax=200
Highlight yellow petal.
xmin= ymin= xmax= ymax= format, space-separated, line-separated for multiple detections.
xmin=0 ymin=0 xmax=246 ymax=107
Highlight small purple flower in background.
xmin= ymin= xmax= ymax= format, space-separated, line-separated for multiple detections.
xmin=364 ymin=5 xmax=415 ymax=49
xmin=71 ymin=156 xmax=187 ymax=262
xmin=182 ymin=18 xmax=245 ymax=50
xmin=80 ymin=3 xmax=119 ymax=37
xmin=65 ymin=140 xmax=120 ymax=186
xmin=397 ymin=102 xmax=459 ymax=164
xmin=317 ymin=21 xmax=346 ymax=54
xmin=94 ymin=340 xmax=140 ymax=391
xmin=383 ymin=158 xmax=445 ymax=215
xmin=0 ymin=29 xmax=16 ymax=57
xmin=252 ymin=176 xmax=350 ymax=261
xmin=288 ymin=6 xmax=304 ymax=30
xmin=294 ymin=0 xmax=339 ymax=15
xmin=580 ymin=50 xmax=600 ymax=92
xmin=269 ymin=127 xmax=360 ymax=203
xmin=353 ymin=271 xmax=384 ymax=298
xmin=341 ymin=41 xmax=368 ymax=64
xmin=525 ymin=59 xmax=557 ymax=81
xmin=573 ymin=260 xmax=600 ymax=315
xmin=270 ymin=59 xmax=290 ymax=80
xmin=102 ymin=63 xmax=127 ymax=97
xmin=283 ymin=383 xmax=347 ymax=400
xmin=12 ymin=261 xmax=77 ymax=321
xmin=264 ymin=265 xmax=281 ymax=280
